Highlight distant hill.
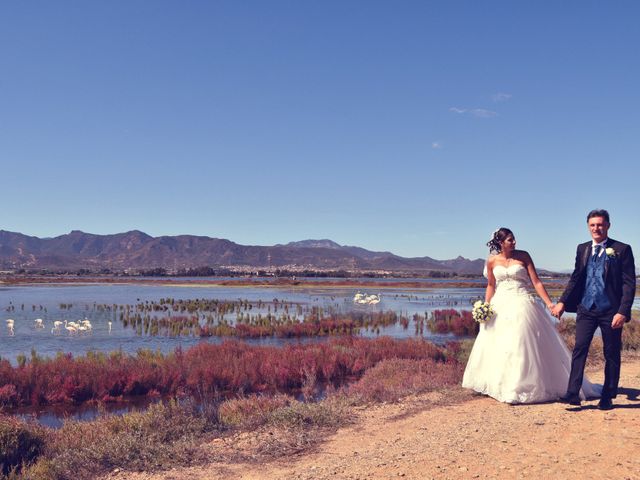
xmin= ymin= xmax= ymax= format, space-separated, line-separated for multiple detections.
xmin=0 ymin=230 xmax=485 ymax=275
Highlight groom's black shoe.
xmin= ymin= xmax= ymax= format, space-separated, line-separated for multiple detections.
xmin=560 ymin=394 xmax=581 ymax=406
xmin=598 ymin=397 xmax=613 ymax=410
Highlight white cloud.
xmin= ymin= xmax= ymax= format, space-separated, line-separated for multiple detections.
xmin=491 ymin=92 xmax=512 ymax=102
xmin=432 ymin=141 xmax=443 ymax=149
xmin=470 ymin=108 xmax=498 ymax=118
xmin=449 ymin=106 xmax=498 ymax=118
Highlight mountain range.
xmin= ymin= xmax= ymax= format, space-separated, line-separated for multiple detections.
xmin=0 ymin=230 xmax=485 ymax=275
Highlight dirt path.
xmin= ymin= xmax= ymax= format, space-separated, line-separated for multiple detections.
xmin=114 ymin=360 xmax=640 ymax=480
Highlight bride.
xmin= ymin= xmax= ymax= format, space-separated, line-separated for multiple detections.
xmin=462 ymin=228 xmax=600 ymax=403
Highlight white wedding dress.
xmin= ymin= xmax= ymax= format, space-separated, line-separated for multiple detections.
xmin=462 ymin=264 xmax=601 ymax=403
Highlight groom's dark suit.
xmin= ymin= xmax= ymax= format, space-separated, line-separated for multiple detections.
xmin=559 ymin=238 xmax=636 ymax=399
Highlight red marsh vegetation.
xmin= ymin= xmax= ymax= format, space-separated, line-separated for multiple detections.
xmin=0 ymin=337 xmax=457 ymax=409
xmin=104 ymin=298 xmax=475 ymax=338
xmin=115 ymin=298 xmax=405 ymax=337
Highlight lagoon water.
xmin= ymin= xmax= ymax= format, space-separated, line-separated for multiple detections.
xmin=0 ymin=278 xmax=488 ymax=427
xmin=4 ymin=277 xmax=633 ymax=428
xmin=0 ymin=279 xmax=485 ymax=365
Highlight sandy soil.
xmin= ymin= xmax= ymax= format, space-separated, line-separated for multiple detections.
xmin=110 ymin=360 xmax=640 ymax=480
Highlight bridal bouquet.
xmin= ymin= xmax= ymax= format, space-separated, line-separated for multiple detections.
xmin=472 ymin=300 xmax=494 ymax=323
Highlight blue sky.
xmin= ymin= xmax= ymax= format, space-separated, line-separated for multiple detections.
xmin=1 ymin=1 xmax=639 ymax=271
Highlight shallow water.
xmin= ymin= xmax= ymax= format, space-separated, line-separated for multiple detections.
xmin=11 ymin=397 xmax=155 ymax=429
xmin=0 ymin=279 xmax=478 ymax=427
xmin=0 ymin=280 xmax=483 ymax=364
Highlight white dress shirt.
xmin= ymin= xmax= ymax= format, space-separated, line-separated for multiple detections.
xmin=591 ymin=238 xmax=608 ymax=257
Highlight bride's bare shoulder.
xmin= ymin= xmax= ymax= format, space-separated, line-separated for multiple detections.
xmin=486 ymin=255 xmax=499 ymax=266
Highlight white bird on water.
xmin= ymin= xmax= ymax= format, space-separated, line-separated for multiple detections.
xmin=353 ymin=292 xmax=381 ymax=305
xmin=64 ymin=320 xmax=78 ymax=335
xmin=354 ymin=292 xmax=372 ymax=305
xmin=51 ymin=320 xmax=63 ymax=334
xmin=77 ymin=319 xmax=92 ymax=335
xmin=367 ymin=294 xmax=381 ymax=305
xmin=34 ymin=318 xmax=44 ymax=329
xmin=6 ymin=319 xmax=15 ymax=336
xmin=362 ymin=293 xmax=381 ymax=304
xmin=82 ymin=318 xmax=93 ymax=332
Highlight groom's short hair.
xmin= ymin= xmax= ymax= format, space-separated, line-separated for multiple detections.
xmin=587 ymin=209 xmax=610 ymax=223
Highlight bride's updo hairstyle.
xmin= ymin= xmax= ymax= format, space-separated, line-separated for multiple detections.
xmin=487 ymin=228 xmax=514 ymax=254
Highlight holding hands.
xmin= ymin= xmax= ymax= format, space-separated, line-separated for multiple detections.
xmin=548 ymin=303 xmax=625 ymax=327
xmin=550 ymin=302 xmax=565 ymax=319
xmin=548 ymin=302 xmax=625 ymax=326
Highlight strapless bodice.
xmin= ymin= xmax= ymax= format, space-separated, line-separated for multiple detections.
xmin=493 ymin=264 xmax=534 ymax=297
xmin=493 ymin=263 xmax=529 ymax=282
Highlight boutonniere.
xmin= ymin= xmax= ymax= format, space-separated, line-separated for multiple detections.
xmin=605 ymin=247 xmax=617 ymax=258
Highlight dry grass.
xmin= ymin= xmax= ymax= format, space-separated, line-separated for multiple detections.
xmin=253 ymin=396 xmax=352 ymax=459
xmin=346 ymin=358 xmax=464 ymax=404
xmin=2 ymin=396 xmax=352 ymax=479
xmin=218 ymin=394 xmax=292 ymax=429
xmin=14 ymin=400 xmax=219 ymax=480
xmin=558 ymin=317 xmax=640 ymax=367
xmin=0 ymin=416 xmax=46 ymax=477
xmin=209 ymin=394 xmax=354 ymax=463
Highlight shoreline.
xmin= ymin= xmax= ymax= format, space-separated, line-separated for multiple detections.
xmin=0 ymin=274 xmax=503 ymax=290
xmin=8 ymin=275 xmax=639 ymax=295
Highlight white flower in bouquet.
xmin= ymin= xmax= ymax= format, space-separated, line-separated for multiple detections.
xmin=472 ymin=300 xmax=494 ymax=323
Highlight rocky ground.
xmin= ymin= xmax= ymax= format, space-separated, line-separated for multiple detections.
xmin=109 ymin=360 xmax=640 ymax=480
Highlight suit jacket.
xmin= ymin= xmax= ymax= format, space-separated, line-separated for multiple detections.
xmin=559 ymin=238 xmax=636 ymax=319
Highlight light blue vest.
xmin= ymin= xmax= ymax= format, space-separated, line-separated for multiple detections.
xmin=581 ymin=251 xmax=611 ymax=311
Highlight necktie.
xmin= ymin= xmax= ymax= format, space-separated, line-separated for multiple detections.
xmin=593 ymin=244 xmax=602 ymax=258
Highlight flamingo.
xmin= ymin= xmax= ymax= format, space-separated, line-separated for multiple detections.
xmin=64 ymin=320 xmax=78 ymax=335
xmin=6 ymin=319 xmax=15 ymax=336
xmin=51 ymin=320 xmax=63 ymax=334
xmin=34 ymin=318 xmax=44 ymax=329
xmin=81 ymin=319 xmax=93 ymax=332
xmin=74 ymin=319 xmax=89 ymax=335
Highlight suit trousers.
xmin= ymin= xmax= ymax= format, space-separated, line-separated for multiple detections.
xmin=567 ymin=305 xmax=622 ymax=398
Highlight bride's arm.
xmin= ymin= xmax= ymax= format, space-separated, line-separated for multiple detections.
xmin=522 ymin=251 xmax=554 ymax=309
xmin=485 ymin=257 xmax=496 ymax=303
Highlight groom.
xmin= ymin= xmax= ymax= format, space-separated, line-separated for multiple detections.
xmin=552 ymin=209 xmax=636 ymax=410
